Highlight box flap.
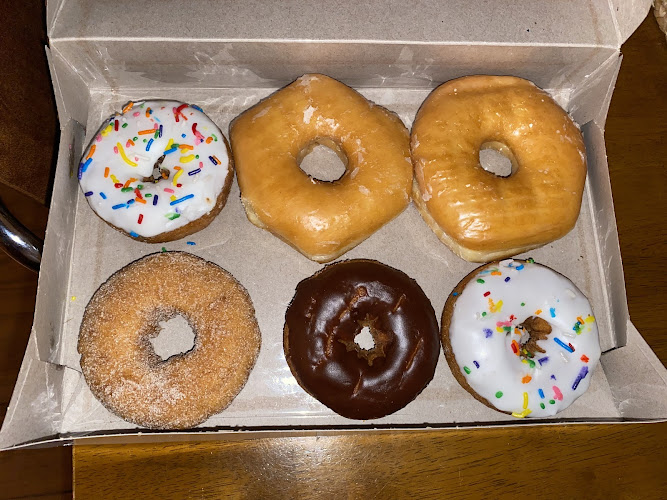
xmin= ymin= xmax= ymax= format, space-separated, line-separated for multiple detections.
xmin=601 ymin=321 xmax=667 ymax=419
xmin=0 ymin=330 xmax=65 ymax=450
xmin=46 ymin=0 xmax=65 ymax=34
xmin=609 ymin=0 xmax=653 ymax=44
xmin=48 ymin=0 xmax=648 ymax=49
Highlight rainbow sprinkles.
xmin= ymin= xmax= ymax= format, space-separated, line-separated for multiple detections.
xmin=447 ymin=259 xmax=601 ymax=418
xmin=78 ymin=100 xmax=231 ymax=239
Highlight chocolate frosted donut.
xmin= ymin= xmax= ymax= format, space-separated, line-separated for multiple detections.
xmin=284 ymin=259 xmax=440 ymax=419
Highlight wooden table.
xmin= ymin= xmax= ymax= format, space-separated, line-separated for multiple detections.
xmin=1 ymin=8 xmax=666 ymax=500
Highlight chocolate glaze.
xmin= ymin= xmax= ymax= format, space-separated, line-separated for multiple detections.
xmin=284 ymin=259 xmax=440 ymax=420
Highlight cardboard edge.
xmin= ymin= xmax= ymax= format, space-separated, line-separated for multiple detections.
xmin=46 ymin=0 xmax=67 ymax=37
xmin=608 ymin=0 xmax=653 ymax=45
xmin=595 ymin=52 xmax=622 ymax=128
xmin=599 ymin=321 xmax=667 ymax=419
xmin=46 ymin=45 xmax=91 ymax=128
xmin=0 ymin=331 xmax=65 ymax=450
xmin=32 ymin=119 xmax=86 ymax=365
xmin=6 ymin=413 xmax=667 ymax=451
xmin=580 ymin=119 xmax=629 ymax=349
xmin=627 ymin=321 xmax=667 ymax=387
xmin=567 ymin=51 xmax=630 ymax=352
xmin=44 ymin=0 xmax=625 ymax=48
xmin=568 ymin=50 xmax=622 ymax=128
xmin=69 ymin=415 xmax=667 ymax=448
xmin=45 ymin=2 xmax=652 ymax=54
xmin=44 ymin=47 xmax=66 ymax=128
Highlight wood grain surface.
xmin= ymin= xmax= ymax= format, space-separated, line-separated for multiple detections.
xmin=0 ymin=185 xmax=72 ymax=500
xmin=0 ymin=8 xmax=665 ymax=500
xmin=0 ymin=0 xmax=57 ymax=203
xmin=73 ymin=425 xmax=667 ymax=499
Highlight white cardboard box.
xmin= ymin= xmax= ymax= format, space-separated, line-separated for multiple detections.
xmin=2 ymin=0 xmax=666 ymax=449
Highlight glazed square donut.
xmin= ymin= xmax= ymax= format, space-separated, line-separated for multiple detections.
xmin=230 ymin=74 xmax=413 ymax=263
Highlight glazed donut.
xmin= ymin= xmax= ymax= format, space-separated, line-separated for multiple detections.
xmin=441 ymin=259 xmax=600 ymax=418
xmin=284 ymin=259 xmax=440 ymax=419
xmin=411 ymin=76 xmax=587 ymax=262
xmin=79 ymin=100 xmax=233 ymax=242
xmin=78 ymin=252 xmax=261 ymax=429
xmin=230 ymin=74 xmax=412 ymax=263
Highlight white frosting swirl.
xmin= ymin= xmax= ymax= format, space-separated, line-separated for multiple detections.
xmin=78 ymin=100 xmax=230 ymax=238
xmin=448 ymin=259 xmax=600 ymax=418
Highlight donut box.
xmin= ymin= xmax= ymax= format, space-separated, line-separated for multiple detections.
xmin=2 ymin=0 xmax=666 ymax=449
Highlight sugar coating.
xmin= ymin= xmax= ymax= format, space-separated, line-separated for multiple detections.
xmin=78 ymin=252 xmax=261 ymax=429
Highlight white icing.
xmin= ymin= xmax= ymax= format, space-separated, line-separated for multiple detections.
xmin=422 ymin=184 xmax=432 ymax=201
xmin=303 ymin=105 xmax=317 ymax=124
xmin=448 ymin=260 xmax=601 ymax=418
xmin=78 ymin=100 xmax=230 ymax=238
xmin=252 ymin=107 xmax=270 ymax=121
xmin=302 ymin=213 xmax=329 ymax=232
xmin=297 ymin=75 xmax=319 ymax=87
xmin=323 ymin=118 xmax=339 ymax=131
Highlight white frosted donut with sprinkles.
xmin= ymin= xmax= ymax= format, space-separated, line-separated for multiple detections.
xmin=441 ymin=259 xmax=600 ymax=418
xmin=78 ymin=100 xmax=233 ymax=242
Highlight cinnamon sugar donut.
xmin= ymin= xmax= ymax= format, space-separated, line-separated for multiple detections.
xmin=411 ymin=76 xmax=587 ymax=262
xmin=230 ymin=74 xmax=412 ymax=263
xmin=78 ymin=252 xmax=261 ymax=429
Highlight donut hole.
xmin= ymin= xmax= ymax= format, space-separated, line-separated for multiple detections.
xmin=150 ymin=314 xmax=196 ymax=361
xmin=297 ymin=138 xmax=348 ymax=182
xmin=479 ymin=142 xmax=518 ymax=178
xmin=141 ymin=154 xmax=170 ymax=184
xmin=517 ymin=316 xmax=553 ymax=359
xmin=354 ymin=326 xmax=375 ymax=350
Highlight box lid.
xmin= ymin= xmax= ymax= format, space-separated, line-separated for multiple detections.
xmin=48 ymin=0 xmax=650 ymax=48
